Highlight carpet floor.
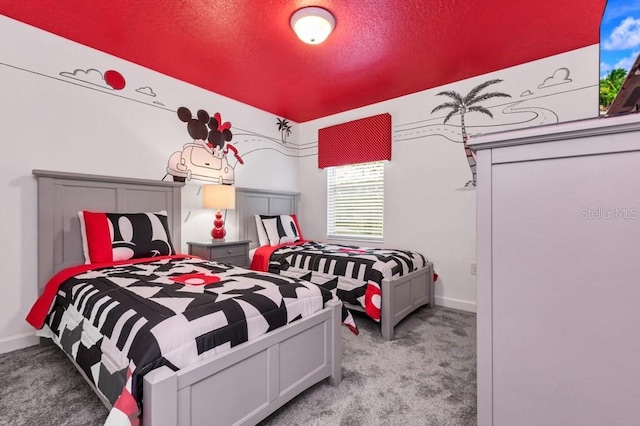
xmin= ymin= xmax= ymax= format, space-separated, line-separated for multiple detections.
xmin=0 ymin=306 xmax=476 ymax=426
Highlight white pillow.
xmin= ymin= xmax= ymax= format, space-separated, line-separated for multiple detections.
xmin=261 ymin=217 xmax=281 ymax=247
xmin=254 ymin=214 xmax=270 ymax=246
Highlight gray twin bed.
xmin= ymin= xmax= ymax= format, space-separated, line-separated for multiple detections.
xmin=236 ymin=187 xmax=435 ymax=341
xmin=32 ymin=169 xmax=433 ymax=425
xmin=33 ymin=170 xmax=341 ymax=426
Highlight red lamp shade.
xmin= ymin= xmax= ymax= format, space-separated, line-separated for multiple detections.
xmin=202 ymin=184 xmax=236 ymax=241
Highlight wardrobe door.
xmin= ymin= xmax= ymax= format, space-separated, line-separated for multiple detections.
xmin=490 ymin=151 xmax=640 ymax=426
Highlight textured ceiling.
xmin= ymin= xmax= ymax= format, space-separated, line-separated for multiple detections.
xmin=1 ymin=1 xmax=606 ymax=122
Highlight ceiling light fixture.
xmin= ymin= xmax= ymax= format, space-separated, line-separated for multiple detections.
xmin=290 ymin=7 xmax=336 ymax=45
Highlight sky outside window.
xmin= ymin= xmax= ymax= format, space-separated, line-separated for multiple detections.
xmin=600 ymin=0 xmax=640 ymax=77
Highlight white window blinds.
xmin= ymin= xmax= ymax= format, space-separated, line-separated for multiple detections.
xmin=327 ymin=161 xmax=384 ymax=241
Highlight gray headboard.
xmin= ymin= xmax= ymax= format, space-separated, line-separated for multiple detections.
xmin=236 ymin=187 xmax=300 ymax=248
xmin=33 ymin=169 xmax=184 ymax=294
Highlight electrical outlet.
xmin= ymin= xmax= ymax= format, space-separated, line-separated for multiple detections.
xmin=470 ymin=262 xmax=477 ymax=275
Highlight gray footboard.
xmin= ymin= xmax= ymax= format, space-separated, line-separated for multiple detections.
xmin=380 ymin=262 xmax=434 ymax=341
xmin=142 ymin=298 xmax=342 ymax=426
xmin=343 ymin=262 xmax=434 ymax=341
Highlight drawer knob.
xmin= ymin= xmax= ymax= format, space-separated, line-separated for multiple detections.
xmin=228 ymin=250 xmax=232 ymax=254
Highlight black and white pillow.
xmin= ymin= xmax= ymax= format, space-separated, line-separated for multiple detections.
xmin=260 ymin=214 xmax=301 ymax=246
xmin=78 ymin=210 xmax=175 ymax=264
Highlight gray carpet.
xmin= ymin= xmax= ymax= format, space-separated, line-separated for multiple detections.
xmin=0 ymin=306 xmax=476 ymax=426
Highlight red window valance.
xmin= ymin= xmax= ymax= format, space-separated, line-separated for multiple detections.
xmin=318 ymin=113 xmax=391 ymax=168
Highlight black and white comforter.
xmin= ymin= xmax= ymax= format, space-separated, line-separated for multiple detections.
xmin=40 ymin=257 xmax=335 ymax=425
xmin=266 ymin=242 xmax=428 ymax=321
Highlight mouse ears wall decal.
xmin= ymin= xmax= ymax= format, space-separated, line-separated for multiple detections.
xmin=177 ymin=107 xmax=210 ymax=141
xmin=166 ymin=106 xmax=243 ymax=184
xmin=212 ymin=112 xmax=232 ymax=132
xmin=208 ymin=112 xmax=233 ymax=149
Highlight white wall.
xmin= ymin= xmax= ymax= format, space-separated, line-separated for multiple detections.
xmin=0 ymin=16 xmax=299 ymax=353
xmin=297 ymin=45 xmax=600 ymax=312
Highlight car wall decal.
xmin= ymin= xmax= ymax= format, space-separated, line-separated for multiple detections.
xmin=166 ymin=107 xmax=244 ymax=184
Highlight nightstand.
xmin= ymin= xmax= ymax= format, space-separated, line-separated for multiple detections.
xmin=187 ymin=240 xmax=251 ymax=268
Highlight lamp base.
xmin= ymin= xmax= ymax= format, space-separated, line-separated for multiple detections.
xmin=211 ymin=209 xmax=226 ymax=240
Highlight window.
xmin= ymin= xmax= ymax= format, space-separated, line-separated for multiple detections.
xmin=327 ymin=161 xmax=384 ymax=241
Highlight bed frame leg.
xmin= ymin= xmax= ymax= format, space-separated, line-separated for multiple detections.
xmin=381 ymin=322 xmax=394 ymax=341
xmin=328 ymin=299 xmax=342 ymax=386
xmin=381 ymin=279 xmax=394 ymax=341
xmin=427 ymin=262 xmax=435 ymax=309
xmin=39 ymin=337 xmax=54 ymax=347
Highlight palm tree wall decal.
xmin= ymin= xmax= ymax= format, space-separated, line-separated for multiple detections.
xmin=431 ymin=79 xmax=511 ymax=186
xmin=276 ymin=118 xmax=292 ymax=143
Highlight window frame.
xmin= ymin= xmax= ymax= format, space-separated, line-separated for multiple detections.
xmin=326 ymin=161 xmax=385 ymax=243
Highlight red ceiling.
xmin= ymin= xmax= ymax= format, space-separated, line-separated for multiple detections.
xmin=1 ymin=1 xmax=606 ymax=122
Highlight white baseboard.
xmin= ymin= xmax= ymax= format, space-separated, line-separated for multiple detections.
xmin=0 ymin=331 xmax=39 ymax=354
xmin=434 ymin=295 xmax=477 ymax=313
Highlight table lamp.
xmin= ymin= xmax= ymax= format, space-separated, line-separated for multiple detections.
xmin=202 ymin=184 xmax=236 ymax=241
